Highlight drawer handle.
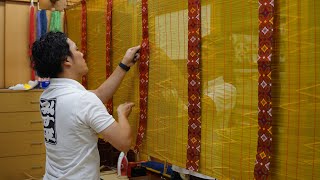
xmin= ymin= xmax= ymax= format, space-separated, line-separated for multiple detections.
xmin=31 ymin=166 xmax=43 ymax=170
xmin=30 ymin=101 xmax=40 ymax=104
xmin=31 ymin=142 xmax=43 ymax=146
xmin=30 ymin=120 xmax=42 ymax=124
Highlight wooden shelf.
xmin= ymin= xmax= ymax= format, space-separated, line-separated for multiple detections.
xmin=4 ymin=0 xmax=39 ymax=3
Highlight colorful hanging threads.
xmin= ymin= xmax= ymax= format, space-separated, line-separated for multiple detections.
xmin=49 ymin=11 xmax=62 ymax=32
xmin=41 ymin=10 xmax=48 ymax=36
xmin=36 ymin=11 xmax=41 ymax=39
xmin=28 ymin=3 xmax=35 ymax=57
xmin=29 ymin=1 xmax=35 ymax=80
xmin=37 ymin=10 xmax=47 ymax=39
xmin=36 ymin=9 xmax=49 ymax=85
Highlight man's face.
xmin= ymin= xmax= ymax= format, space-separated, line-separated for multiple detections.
xmin=67 ymin=38 xmax=88 ymax=77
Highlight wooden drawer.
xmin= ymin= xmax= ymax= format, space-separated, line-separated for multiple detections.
xmin=0 ymin=131 xmax=45 ymax=157
xmin=0 ymin=154 xmax=45 ymax=180
xmin=0 ymin=91 xmax=42 ymax=112
xmin=0 ymin=112 xmax=43 ymax=132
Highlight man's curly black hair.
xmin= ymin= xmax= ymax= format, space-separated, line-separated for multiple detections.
xmin=31 ymin=31 xmax=71 ymax=78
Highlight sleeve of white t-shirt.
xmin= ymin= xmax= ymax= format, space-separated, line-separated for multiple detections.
xmin=77 ymin=91 xmax=115 ymax=133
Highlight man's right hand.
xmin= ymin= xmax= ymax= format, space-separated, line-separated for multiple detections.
xmin=121 ymin=46 xmax=141 ymax=67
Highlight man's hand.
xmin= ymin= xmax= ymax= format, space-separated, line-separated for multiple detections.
xmin=121 ymin=45 xmax=141 ymax=67
xmin=100 ymin=102 xmax=134 ymax=152
xmin=92 ymin=46 xmax=140 ymax=104
xmin=117 ymin=102 xmax=135 ymax=118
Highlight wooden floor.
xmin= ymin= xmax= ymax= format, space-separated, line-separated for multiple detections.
xmin=100 ymin=171 xmax=168 ymax=180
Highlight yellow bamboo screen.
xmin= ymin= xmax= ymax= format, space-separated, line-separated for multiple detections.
xmin=199 ymin=0 xmax=258 ymax=178
xmin=65 ymin=5 xmax=81 ymax=55
xmin=66 ymin=0 xmax=320 ymax=179
xmin=87 ymin=0 xmax=141 ymax=144
xmin=144 ymin=0 xmax=189 ymax=169
xmin=109 ymin=0 xmax=141 ymax=145
xmin=269 ymin=0 xmax=320 ymax=179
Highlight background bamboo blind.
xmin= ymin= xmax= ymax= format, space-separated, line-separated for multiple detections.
xmin=66 ymin=0 xmax=319 ymax=179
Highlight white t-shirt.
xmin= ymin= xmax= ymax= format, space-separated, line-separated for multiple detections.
xmin=40 ymin=78 xmax=115 ymax=180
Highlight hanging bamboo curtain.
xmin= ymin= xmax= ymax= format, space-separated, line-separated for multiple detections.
xmin=65 ymin=0 xmax=320 ymax=179
xmin=66 ymin=0 xmax=259 ymax=178
xmin=269 ymin=0 xmax=320 ymax=179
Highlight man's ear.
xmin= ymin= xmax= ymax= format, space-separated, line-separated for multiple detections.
xmin=62 ymin=57 xmax=72 ymax=68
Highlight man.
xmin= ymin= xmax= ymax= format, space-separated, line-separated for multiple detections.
xmin=31 ymin=31 xmax=140 ymax=179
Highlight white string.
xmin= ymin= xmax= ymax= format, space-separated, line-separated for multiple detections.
xmin=38 ymin=1 xmax=42 ymax=10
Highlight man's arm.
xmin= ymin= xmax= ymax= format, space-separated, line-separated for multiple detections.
xmin=99 ymin=102 xmax=134 ymax=152
xmin=91 ymin=46 xmax=140 ymax=104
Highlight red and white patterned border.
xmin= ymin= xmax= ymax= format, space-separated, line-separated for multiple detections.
xmin=186 ymin=0 xmax=201 ymax=172
xmin=254 ymin=0 xmax=274 ymax=178
xmin=106 ymin=0 xmax=113 ymax=114
xmin=134 ymin=0 xmax=150 ymax=153
xmin=81 ymin=0 xmax=88 ymax=88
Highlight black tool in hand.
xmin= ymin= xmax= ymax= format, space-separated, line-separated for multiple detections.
xmin=133 ymin=49 xmax=140 ymax=62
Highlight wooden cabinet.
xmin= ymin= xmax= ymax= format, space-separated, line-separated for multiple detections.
xmin=0 ymin=90 xmax=45 ymax=180
xmin=0 ymin=91 xmax=43 ymax=112
xmin=0 ymin=155 xmax=45 ymax=180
